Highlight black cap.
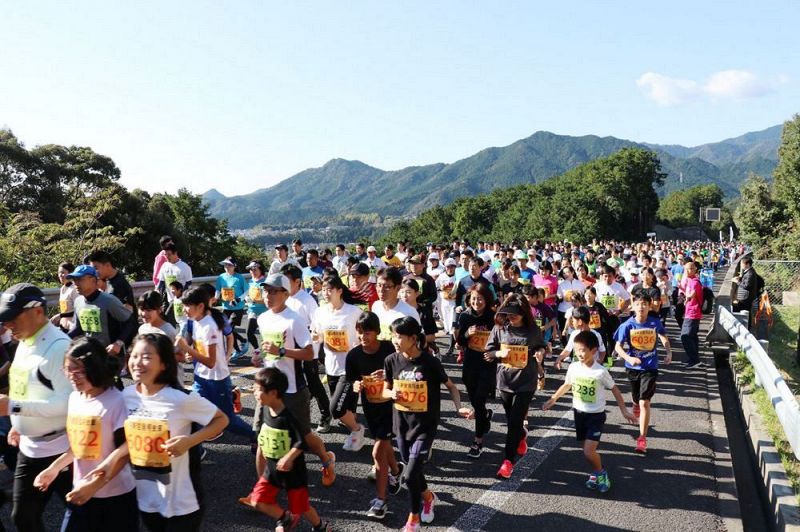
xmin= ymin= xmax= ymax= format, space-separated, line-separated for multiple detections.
xmin=274 ymin=244 xmax=288 ymax=251
xmin=348 ymin=263 xmax=370 ymax=277
xmin=497 ymin=300 xmax=524 ymax=316
xmin=0 ymin=283 xmax=46 ymax=322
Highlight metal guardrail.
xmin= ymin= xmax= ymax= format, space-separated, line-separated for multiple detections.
xmin=718 ymin=304 xmax=800 ymax=459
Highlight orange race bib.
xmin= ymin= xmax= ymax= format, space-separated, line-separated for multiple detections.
xmin=249 ymin=286 xmax=263 ymax=303
xmin=59 ymin=300 xmax=68 ymax=314
xmin=394 ymin=380 xmax=428 ymax=413
xmin=589 ymin=312 xmax=601 ymax=329
xmin=362 ymin=375 xmax=388 ymax=403
xmin=323 ymin=329 xmax=349 ymax=352
xmin=537 ymin=286 xmax=551 ymax=299
xmin=195 ymin=341 xmax=208 ymax=358
xmin=629 ymin=328 xmax=657 ymax=352
xmin=125 ymin=418 xmax=170 ymax=468
xmin=618 ymin=297 xmax=627 ymax=310
xmin=468 ymin=330 xmax=490 ymax=351
xmin=501 ymin=343 xmax=528 ymax=369
xmin=221 ymin=287 xmax=235 ymax=302
xmin=67 ymin=415 xmax=102 ymax=460
xmin=563 ymin=289 xmax=574 ymax=302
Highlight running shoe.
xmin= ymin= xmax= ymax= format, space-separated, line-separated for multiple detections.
xmin=316 ymin=418 xmax=333 ymax=434
xmin=585 ymin=474 xmax=598 ymax=490
xmin=367 ymin=497 xmax=388 ymax=519
xmin=420 ymin=492 xmax=437 ymax=524
xmin=401 ymin=520 xmax=421 ymax=532
xmin=343 ymin=426 xmax=366 ymax=452
xmin=632 ymin=403 xmax=640 ymax=420
xmin=388 ymin=462 xmax=405 ymax=495
xmin=634 ymin=435 xmax=647 ymax=454
xmin=467 ymin=442 xmax=483 ymax=458
xmin=311 ymin=521 xmax=331 ymax=532
xmin=275 ymin=511 xmax=300 ymax=532
xmin=596 ymin=470 xmax=611 ymax=493
xmin=367 ymin=465 xmax=377 ymax=481
xmin=321 ymin=451 xmax=336 ymax=487
xmin=517 ymin=428 xmax=529 ymax=456
xmin=685 ymin=361 xmax=706 ymax=369
xmin=497 ymin=459 xmax=514 ymax=479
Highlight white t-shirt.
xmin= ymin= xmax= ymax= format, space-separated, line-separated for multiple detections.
xmin=557 ymin=279 xmax=586 ymax=313
xmin=287 ymin=290 xmax=319 ymax=327
xmin=159 ymin=260 xmax=193 ymax=303
xmin=565 ymin=361 xmax=616 ymax=414
xmin=594 ymin=281 xmax=630 ymax=313
xmin=256 ymin=307 xmax=312 ymax=394
xmin=363 ymin=257 xmax=386 ymax=283
xmin=426 ymin=265 xmax=444 ymax=280
xmin=436 ymin=273 xmax=457 ymax=306
xmin=192 ymin=314 xmax=229 ymax=381
xmin=67 ymin=388 xmax=135 ymax=498
xmin=371 ymin=299 xmax=420 ymax=341
xmin=312 ymin=303 xmax=361 ymax=376
xmin=564 ymin=329 xmax=606 ymax=362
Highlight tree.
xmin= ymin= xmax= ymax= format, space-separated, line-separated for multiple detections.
xmin=657 ymin=184 xmax=724 ymax=228
xmin=733 ymin=174 xmax=787 ymax=255
xmin=774 ymin=114 xmax=800 ymax=222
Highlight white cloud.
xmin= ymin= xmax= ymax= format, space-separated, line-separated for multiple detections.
xmin=636 ymin=70 xmax=785 ymax=106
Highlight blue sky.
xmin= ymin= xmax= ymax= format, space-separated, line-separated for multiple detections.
xmin=1 ymin=1 xmax=797 ymax=196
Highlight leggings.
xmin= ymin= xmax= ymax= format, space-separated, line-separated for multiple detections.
xmin=12 ymin=451 xmax=73 ymax=532
xmin=398 ymin=437 xmax=434 ymax=514
xmin=223 ymin=309 xmax=245 ymax=351
xmin=246 ymin=314 xmax=260 ymax=350
xmin=499 ymin=390 xmax=534 ymax=461
xmin=328 ymin=375 xmax=358 ymax=420
xmin=462 ymin=362 xmax=495 ymax=438
xmin=303 ymin=360 xmax=331 ymax=424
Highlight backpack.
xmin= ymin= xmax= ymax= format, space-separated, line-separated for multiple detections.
xmin=701 ymin=287 xmax=715 ymax=314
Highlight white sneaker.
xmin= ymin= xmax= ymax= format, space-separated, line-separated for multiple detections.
xmin=344 ymin=426 xmax=366 ymax=452
xmin=421 ymin=492 xmax=437 ymax=524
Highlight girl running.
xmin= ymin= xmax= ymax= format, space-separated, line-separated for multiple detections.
xmin=245 ymin=260 xmax=268 ymax=359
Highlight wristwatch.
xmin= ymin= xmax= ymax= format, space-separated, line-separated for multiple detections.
xmin=278 ymin=347 xmax=286 ymax=358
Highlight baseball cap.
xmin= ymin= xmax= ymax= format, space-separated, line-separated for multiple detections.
xmin=0 ymin=283 xmax=47 ymax=322
xmin=219 ymin=256 xmax=236 ymax=267
xmin=349 ymin=263 xmax=370 ymax=277
xmin=444 ymin=258 xmax=457 ymax=267
xmin=66 ymin=265 xmax=98 ymax=279
xmin=514 ymin=250 xmax=527 ymax=260
xmin=497 ymin=300 xmax=524 ymax=316
xmin=274 ymin=244 xmax=288 ymax=252
xmin=408 ymin=254 xmax=424 ymax=265
xmin=630 ymin=268 xmax=640 ymax=276
xmin=367 ymin=245 xmax=377 ymax=253
xmin=246 ymin=260 xmax=265 ymax=271
xmin=260 ymin=273 xmax=291 ymax=292
xmin=428 ymin=252 xmax=440 ymax=261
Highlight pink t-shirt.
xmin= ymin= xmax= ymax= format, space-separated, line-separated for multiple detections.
xmin=533 ymin=274 xmax=559 ymax=305
xmin=67 ymin=388 xmax=136 ymax=498
xmin=681 ymin=276 xmax=704 ymax=320
xmin=152 ymin=250 xmax=168 ymax=286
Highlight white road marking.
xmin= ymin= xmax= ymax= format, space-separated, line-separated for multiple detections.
xmin=447 ymin=409 xmax=574 ymax=532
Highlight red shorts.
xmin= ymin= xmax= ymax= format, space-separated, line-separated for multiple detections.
xmin=248 ymin=477 xmax=310 ymax=514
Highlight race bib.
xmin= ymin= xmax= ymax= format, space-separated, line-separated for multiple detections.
xmin=165 ymin=274 xmax=178 ymax=287
xmin=59 ymin=300 xmax=68 ymax=314
xmin=195 ymin=341 xmax=208 ymax=358
xmin=323 ymin=329 xmax=349 ymax=352
xmin=468 ymin=330 xmax=490 ymax=351
xmin=378 ymin=323 xmax=392 ymax=341
xmin=362 ymin=375 xmax=388 ymax=403
xmin=630 ymin=328 xmax=657 ymax=352
xmin=258 ymin=425 xmax=291 ymax=460
xmin=78 ymin=307 xmax=102 ymax=334
xmin=303 ymin=277 xmax=314 ymax=290
xmin=125 ymin=418 xmax=170 ymax=468
xmin=173 ymin=300 xmax=186 ymax=320
xmin=249 ymin=286 xmax=263 ymax=303
xmin=589 ymin=312 xmax=601 ymax=329
xmin=220 ymin=287 xmax=235 ymax=302
xmin=572 ymin=376 xmax=597 ymax=403
xmin=67 ymin=415 xmax=102 ymax=460
xmin=600 ymin=294 xmax=617 ymax=309
xmin=501 ymin=343 xmax=528 ymax=369
xmin=563 ymin=289 xmax=574 ymax=302
xmin=262 ymin=331 xmax=284 ymax=360
xmin=394 ymin=380 xmax=428 ymax=413
xmin=9 ymin=366 xmax=28 ymax=400
xmin=518 ymin=278 xmax=531 ymax=286
xmin=618 ymin=297 xmax=627 ymax=310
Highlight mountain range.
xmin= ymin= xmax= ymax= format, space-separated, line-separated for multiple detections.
xmin=203 ymin=124 xmax=782 ymax=230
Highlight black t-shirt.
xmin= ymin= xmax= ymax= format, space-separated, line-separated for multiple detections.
xmin=500 ymin=282 xmax=523 ymax=297
xmin=455 ymin=275 xmax=493 ymax=307
xmin=456 ymin=309 xmax=496 ymax=363
xmin=486 ymin=324 xmax=545 ymax=394
xmin=259 ymin=405 xmax=307 ymax=489
xmin=630 ymin=283 xmax=662 ymax=316
xmin=384 ymin=351 xmax=448 ymax=442
xmin=345 ymin=341 xmax=395 ymax=412
xmin=107 ymin=272 xmax=136 ymax=309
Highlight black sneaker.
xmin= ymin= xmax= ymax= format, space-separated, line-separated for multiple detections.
xmin=467 ymin=443 xmax=483 ymax=459
xmin=311 ymin=520 xmax=331 ymax=531
xmin=389 ymin=462 xmax=405 ymax=495
xmin=685 ymin=361 xmax=706 ymax=369
xmin=316 ymin=419 xmax=333 ymax=434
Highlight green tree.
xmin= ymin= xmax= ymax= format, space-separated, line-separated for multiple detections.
xmin=657 ymin=184 xmax=724 ymax=228
xmin=773 ymin=114 xmax=800 ymax=222
xmin=733 ymin=174 xmax=787 ymax=254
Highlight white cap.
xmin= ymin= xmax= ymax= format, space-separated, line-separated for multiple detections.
xmin=260 ymin=273 xmax=291 ymax=292
xmin=429 ymin=252 xmax=440 ymax=260
xmin=445 ymin=258 xmax=457 ymax=267
xmin=367 ymin=245 xmax=377 ymax=253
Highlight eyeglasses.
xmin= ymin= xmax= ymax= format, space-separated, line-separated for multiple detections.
xmin=264 ymin=288 xmax=285 ymax=295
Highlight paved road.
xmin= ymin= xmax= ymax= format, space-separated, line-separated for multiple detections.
xmin=0 ymin=270 xmax=738 ymax=531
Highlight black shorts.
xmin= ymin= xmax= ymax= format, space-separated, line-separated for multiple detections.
xmin=627 ymin=368 xmax=659 ymax=402
xmin=574 ymin=410 xmax=606 ymax=442
xmin=364 ymin=403 xmax=394 ymax=441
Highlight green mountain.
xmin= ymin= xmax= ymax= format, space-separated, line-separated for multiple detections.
xmin=204 ymin=125 xmax=781 ymax=230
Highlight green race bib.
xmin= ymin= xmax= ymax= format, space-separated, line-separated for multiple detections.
xmin=78 ymin=307 xmax=102 ymax=333
xmin=165 ymin=274 xmax=178 ymax=287
xmin=258 ymin=425 xmax=291 ymax=459
xmin=378 ymin=323 xmax=392 ymax=341
xmin=600 ymin=294 xmax=617 ymax=309
xmin=9 ymin=365 xmax=28 ymax=400
xmin=573 ymin=376 xmax=597 ymax=403
xmin=173 ymin=300 xmax=186 ymax=320
xmin=262 ymin=331 xmax=284 ymax=360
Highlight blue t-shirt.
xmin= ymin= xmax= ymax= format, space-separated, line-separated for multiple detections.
xmin=670 ymin=264 xmax=684 ymax=288
xmin=247 ymin=278 xmax=267 ymax=316
xmin=455 ymin=267 xmax=469 ymax=282
xmin=301 ymin=265 xmax=325 ymax=291
xmin=614 ymin=316 xmax=666 ymax=371
xmin=215 ymin=272 xmax=248 ymax=310
xmin=519 ymin=267 xmax=535 ymax=283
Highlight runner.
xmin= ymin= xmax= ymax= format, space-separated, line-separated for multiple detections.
xmin=435 ymin=258 xmax=458 ymax=356
xmin=51 ymin=262 xmax=79 ymax=333
xmin=454 ymin=284 xmax=497 ymax=458
xmin=372 ymin=268 xmax=421 ymax=341
xmin=483 ymin=294 xmax=546 ymax=479
xmin=383 ymin=317 xmax=472 ymax=531
xmin=151 ymin=236 xmax=174 ymax=287
xmin=348 ymin=263 xmax=378 ymax=312
xmin=33 ymin=337 xmax=138 ymax=531
xmin=137 ymin=291 xmax=177 ymax=342
xmin=302 ymin=250 xmax=325 ymax=291
xmin=543 ymin=330 xmax=635 ymax=493
xmin=269 ymin=244 xmax=299 ymax=275
xmin=123 ymin=333 xmax=228 ymax=530
xmin=363 ymin=246 xmax=386 ymax=284
xmin=594 ymin=264 xmax=631 ymax=354
xmin=245 ymin=260 xmax=268 ymax=359
xmin=557 ymin=265 xmax=585 ymax=343
xmin=533 ymin=261 xmax=559 ymax=310
xmin=87 ymin=250 xmax=136 ymax=312
xmin=156 ymin=243 xmax=193 ymax=311
xmin=613 ymin=292 xmax=672 ymax=454
xmin=215 ymin=256 xmax=248 ymax=359
xmin=630 ymin=267 xmax=662 ymax=319
xmin=554 ymin=306 xmax=607 ymax=369
xmin=346 ymin=312 xmax=403 ymax=519
xmin=400 ymin=279 xmax=438 ymax=354
xmin=679 ymin=261 xmax=704 ymax=369
xmin=382 ymin=245 xmax=403 ymax=268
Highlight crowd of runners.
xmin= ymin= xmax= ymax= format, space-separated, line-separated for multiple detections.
xmin=0 ymin=236 xmax=743 ymax=531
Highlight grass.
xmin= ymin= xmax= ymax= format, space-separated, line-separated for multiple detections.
xmin=733 ymin=350 xmax=800 ymax=505
xmin=768 ymin=305 xmax=800 ymax=397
